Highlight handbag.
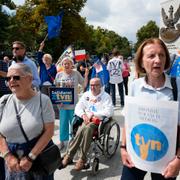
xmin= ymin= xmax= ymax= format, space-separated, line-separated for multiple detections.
xmin=13 ymin=93 xmax=62 ymax=176
xmin=30 ymin=142 xmax=62 ymax=175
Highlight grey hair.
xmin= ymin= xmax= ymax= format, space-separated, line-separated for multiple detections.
xmin=43 ymin=53 xmax=52 ymax=62
xmin=8 ymin=63 xmax=32 ymax=76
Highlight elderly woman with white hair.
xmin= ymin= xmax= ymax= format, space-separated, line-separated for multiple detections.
xmin=0 ymin=63 xmax=55 ymax=179
xmin=38 ymin=41 xmax=57 ymax=95
xmin=55 ymin=57 xmax=89 ymax=150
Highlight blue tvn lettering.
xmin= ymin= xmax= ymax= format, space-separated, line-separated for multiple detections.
xmin=131 ymin=123 xmax=168 ymax=161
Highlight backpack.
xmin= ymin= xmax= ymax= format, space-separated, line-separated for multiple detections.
xmin=170 ymin=77 xmax=177 ymax=101
xmin=170 ymin=77 xmax=180 ymax=151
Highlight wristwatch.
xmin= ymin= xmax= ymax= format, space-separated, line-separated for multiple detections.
xmin=28 ymin=152 xmax=37 ymax=161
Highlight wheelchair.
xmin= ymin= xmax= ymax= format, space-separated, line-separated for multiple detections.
xmin=70 ymin=115 xmax=120 ymax=175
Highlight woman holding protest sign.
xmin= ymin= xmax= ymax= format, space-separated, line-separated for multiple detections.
xmin=120 ymin=38 xmax=180 ymax=180
xmin=54 ymin=57 xmax=89 ymax=150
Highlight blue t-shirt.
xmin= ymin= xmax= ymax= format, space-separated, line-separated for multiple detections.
xmin=12 ymin=56 xmax=41 ymax=88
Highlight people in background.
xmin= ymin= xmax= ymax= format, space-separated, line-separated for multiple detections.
xmin=0 ymin=59 xmax=11 ymax=98
xmin=11 ymin=41 xmax=41 ymax=90
xmin=122 ymin=58 xmax=131 ymax=95
xmin=107 ymin=49 xmax=124 ymax=107
xmin=37 ymin=41 xmax=57 ymax=95
xmin=77 ymin=61 xmax=92 ymax=92
xmin=3 ymin=56 xmax=12 ymax=67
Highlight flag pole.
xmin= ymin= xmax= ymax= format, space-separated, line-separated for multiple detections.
xmin=85 ymin=55 xmax=88 ymax=68
xmin=43 ymin=33 xmax=48 ymax=42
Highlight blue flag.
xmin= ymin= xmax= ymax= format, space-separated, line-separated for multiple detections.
xmin=170 ymin=56 xmax=180 ymax=77
xmin=45 ymin=11 xmax=63 ymax=39
xmin=91 ymin=59 xmax=109 ymax=86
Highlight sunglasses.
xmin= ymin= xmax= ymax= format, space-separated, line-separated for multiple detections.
xmin=12 ymin=47 xmax=22 ymax=51
xmin=5 ymin=76 xmax=25 ymax=82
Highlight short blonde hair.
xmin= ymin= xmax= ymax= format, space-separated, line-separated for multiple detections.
xmin=61 ymin=57 xmax=74 ymax=65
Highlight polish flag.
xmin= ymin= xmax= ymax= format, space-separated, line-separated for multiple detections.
xmin=75 ymin=49 xmax=86 ymax=61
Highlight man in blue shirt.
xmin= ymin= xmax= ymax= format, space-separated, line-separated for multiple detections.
xmin=11 ymin=41 xmax=41 ymax=89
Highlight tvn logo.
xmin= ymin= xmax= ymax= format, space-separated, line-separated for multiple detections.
xmin=131 ymin=124 xmax=168 ymax=161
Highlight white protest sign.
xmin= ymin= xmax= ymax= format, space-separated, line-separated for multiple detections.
xmin=125 ymin=96 xmax=178 ymax=173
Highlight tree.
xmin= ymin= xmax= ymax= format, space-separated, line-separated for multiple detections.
xmin=0 ymin=0 xmax=131 ymax=61
xmin=0 ymin=1 xmax=16 ymax=57
xmin=135 ymin=20 xmax=159 ymax=50
xmin=11 ymin=0 xmax=89 ymax=60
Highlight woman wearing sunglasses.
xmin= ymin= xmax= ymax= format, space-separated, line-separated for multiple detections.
xmin=0 ymin=63 xmax=55 ymax=180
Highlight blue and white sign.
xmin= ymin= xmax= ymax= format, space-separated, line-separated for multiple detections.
xmin=125 ymin=96 xmax=178 ymax=173
xmin=49 ymin=87 xmax=74 ymax=104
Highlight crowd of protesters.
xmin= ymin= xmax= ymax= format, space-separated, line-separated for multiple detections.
xmin=1 ymin=38 xmax=179 ymax=180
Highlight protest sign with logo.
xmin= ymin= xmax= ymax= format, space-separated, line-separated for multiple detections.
xmin=125 ymin=96 xmax=178 ymax=173
xmin=49 ymin=87 xmax=74 ymax=104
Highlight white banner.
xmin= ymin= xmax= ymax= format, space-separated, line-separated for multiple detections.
xmin=160 ymin=0 xmax=180 ymax=55
xmin=125 ymin=96 xmax=178 ymax=173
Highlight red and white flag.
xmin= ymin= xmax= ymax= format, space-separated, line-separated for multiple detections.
xmin=75 ymin=49 xmax=86 ymax=61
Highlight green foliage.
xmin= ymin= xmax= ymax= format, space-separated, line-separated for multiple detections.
xmin=135 ymin=20 xmax=159 ymax=50
xmin=0 ymin=0 xmax=131 ymax=61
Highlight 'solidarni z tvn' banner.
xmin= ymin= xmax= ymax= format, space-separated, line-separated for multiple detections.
xmin=160 ymin=0 xmax=180 ymax=55
xmin=49 ymin=87 xmax=74 ymax=104
xmin=125 ymin=96 xmax=178 ymax=173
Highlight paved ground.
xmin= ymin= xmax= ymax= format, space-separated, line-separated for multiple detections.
xmin=52 ymin=63 xmax=180 ymax=180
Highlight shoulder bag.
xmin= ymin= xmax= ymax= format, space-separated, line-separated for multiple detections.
xmin=13 ymin=93 xmax=62 ymax=176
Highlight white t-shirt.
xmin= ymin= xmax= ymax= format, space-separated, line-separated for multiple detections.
xmin=55 ymin=70 xmax=84 ymax=109
xmin=107 ymin=57 xmax=123 ymax=84
xmin=0 ymin=92 xmax=55 ymax=143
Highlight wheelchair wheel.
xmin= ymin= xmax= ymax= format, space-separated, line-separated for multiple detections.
xmin=103 ymin=121 xmax=120 ymax=158
xmin=92 ymin=158 xmax=99 ymax=175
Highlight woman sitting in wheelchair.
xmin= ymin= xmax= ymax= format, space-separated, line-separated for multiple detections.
xmin=62 ymin=77 xmax=114 ymax=171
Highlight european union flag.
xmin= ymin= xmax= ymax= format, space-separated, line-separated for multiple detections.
xmin=170 ymin=56 xmax=180 ymax=77
xmin=45 ymin=11 xmax=63 ymax=39
xmin=91 ymin=59 xmax=109 ymax=86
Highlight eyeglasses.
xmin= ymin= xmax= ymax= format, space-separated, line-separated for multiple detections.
xmin=12 ymin=47 xmax=23 ymax=51
xmin=90 ymin=84 xmax=100 ymax=87
xmin=5 ymin=76 xmax=25 ymax=82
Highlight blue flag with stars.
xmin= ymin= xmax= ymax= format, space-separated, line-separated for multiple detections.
xmin=170 ymin=56 xmax=180 ymax=77
xmin=45 ymin=11 xmax=63 ymax=39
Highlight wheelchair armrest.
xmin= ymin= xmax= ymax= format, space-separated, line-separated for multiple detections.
xmin=98 ymin=117 xmax=112 ymax=137
xmin=70 ymin=115 xmax=83 ymax=137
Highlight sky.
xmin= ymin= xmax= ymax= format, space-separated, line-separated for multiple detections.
xmin=12 ymin=0 xmax=165 ymax=43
